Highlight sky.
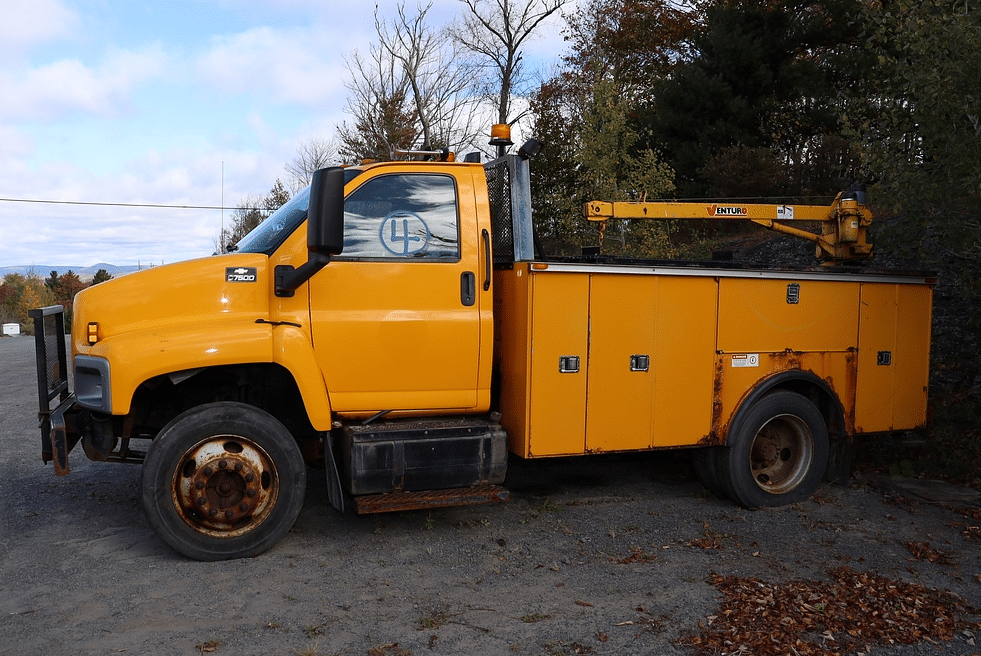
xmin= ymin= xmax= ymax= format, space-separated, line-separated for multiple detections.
xmin=0 ymin=0 xmax=572 ymax=268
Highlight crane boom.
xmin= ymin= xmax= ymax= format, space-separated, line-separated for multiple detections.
xmin=584 ymin=186 xmax=873 ymax=264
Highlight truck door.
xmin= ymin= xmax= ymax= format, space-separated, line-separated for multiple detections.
xmin=309 ymin=171 xmax=483 ymax=414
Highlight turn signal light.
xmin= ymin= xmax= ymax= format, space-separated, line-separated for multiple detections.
xmin=87 ymin=322 xmax=99 ymax=345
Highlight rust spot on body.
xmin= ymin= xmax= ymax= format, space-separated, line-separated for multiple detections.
xmin=352 ymin=485 xmax=509 ymax=514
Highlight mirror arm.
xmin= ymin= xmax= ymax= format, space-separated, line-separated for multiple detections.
xmin=274 ymin=253 xmax=331 ymax=298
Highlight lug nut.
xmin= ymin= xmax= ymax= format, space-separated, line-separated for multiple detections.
xmin=209 ymin=509 xmax=218 ymax=517
xmin=225 ymin=510 xmax=233 ymax=520
xmin=239 ymin=503 xmax=249 ymax=512
xmin=219 ymin=460 xmax=227 ymax=469
xmin=203 ymin=466 xmax=213 ymax=476
xmin=234 ymin=463 xmax=243 ymax=472
xmin=245 ymin=473 xmax=255 ymax=483
xmin=198 ymin=497 xmax=207 ymax=506
xmin=196 ymin=481 xmax=204 ymax=490
xmin=246 ymin=489 xmax=257 ymax=498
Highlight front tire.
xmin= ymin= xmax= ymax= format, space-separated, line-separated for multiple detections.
xmin=141 ymin=402 xmax=306 ymax=561
xmin=719 ymin=391 xmax=828 ymax=508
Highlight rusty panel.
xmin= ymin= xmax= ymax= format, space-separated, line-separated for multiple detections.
xmin=718 ymin=278 xmax=860 ymax=354
xmin=714 ymin=351 xmax=856 ymax=439
xmin=352 ymin=485 xmax=509 ymax=514
xmin=585 ymin=275 xmax=657 ymax=451
xmin=652 ymin=276 xmax=718 ymax=447
xmin=526 ymin=272 xmax=589 ymax=456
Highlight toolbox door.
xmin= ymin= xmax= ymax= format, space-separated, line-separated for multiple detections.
xmin=855 ymin=283 xmax=932 ymax=432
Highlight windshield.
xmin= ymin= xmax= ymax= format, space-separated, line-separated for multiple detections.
xmin=233 ymin=186 xmax=312 ymax=254
xmin=232 ymin=168 xmax=366 ymax=255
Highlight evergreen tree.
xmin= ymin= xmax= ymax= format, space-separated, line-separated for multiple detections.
xmin=649 ymin=0 xmax=867 ymax=197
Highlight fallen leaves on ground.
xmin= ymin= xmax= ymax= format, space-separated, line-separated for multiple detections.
xmin=906 ymin=540 xmax=955 ymax=564
xmin=613 ymin=546 xmax=657 ymax=564
xmin=676 ymin=566 xmax=979 ymax=656
xmin=951 ymin=506 xmax=981 ymax=540
xmin=684 ymin=536 xmax=727 ymax=550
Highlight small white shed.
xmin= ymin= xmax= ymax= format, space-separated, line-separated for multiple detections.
xmin=2 ymin=323 xmax=20 ymax=336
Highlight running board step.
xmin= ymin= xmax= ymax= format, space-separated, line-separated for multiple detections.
xmin=352 ymin=485 xmax=510 ymax=514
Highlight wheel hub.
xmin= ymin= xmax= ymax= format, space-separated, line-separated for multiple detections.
xmin=749 ymin=414 xmax=813 ymax=494
xmin=172 ymin=437 xmax=278 ymax=537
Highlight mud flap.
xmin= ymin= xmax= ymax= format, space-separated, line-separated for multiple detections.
xmin=322 ymin=430 xmax=346 ymax=514
xmin=48 ymin=394 xmax=81 ymax=475
xmin=824 ymin=436 xmax=854 ymax=486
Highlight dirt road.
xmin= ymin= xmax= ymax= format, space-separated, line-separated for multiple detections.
xmin=1 ymin=335 xmax=978 ymax=656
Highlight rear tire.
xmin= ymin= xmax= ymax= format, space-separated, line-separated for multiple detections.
xmin=719 ymin=391 xmax=828 ymax=508
xmin=141 ymin=402 xmax=306 ymax=561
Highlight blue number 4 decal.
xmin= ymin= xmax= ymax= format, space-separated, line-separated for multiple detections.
xmin=381 ymin=211 xmax=430 ymax=255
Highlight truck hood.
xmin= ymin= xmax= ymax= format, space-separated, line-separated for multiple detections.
xmin=73 ymin=254 xmax=271 ymax=354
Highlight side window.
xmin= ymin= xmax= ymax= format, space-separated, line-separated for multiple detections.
xmin=339 ymin=174 xmax=460 ymax=260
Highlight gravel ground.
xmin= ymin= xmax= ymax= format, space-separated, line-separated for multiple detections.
xmin=0 ymin=334 xmax=978 ymax=656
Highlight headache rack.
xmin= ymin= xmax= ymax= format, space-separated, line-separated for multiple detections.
xmin=29 ymin=305 xmax=76 ymax=474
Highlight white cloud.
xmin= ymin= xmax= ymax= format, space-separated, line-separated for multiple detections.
xmin=0 ymin=146 xmax=254 ymax=266
xmin=0 ymin=45 xmax=169 ymax=122
xmin=0 ymin=0 xmax=78 ymax=55
xmin=0 ymin=0 xmax=577 ymax=268
xmin=0 ymin=124 xmax=34 ymax=162
xmin=196 ymin=26 xmax=348 ymax=106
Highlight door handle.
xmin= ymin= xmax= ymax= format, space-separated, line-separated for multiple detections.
xmin=482 ymin=229 xmax=491 ymax=291
xmin=461 ymin=271 xmax=476 ymax=307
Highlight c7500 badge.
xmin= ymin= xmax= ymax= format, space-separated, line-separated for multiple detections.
xmin=225 ymin=267 xmax=257 ymax=282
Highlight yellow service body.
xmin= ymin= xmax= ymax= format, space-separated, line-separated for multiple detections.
xmin=496 ymin=262 xmax=932 ymax=458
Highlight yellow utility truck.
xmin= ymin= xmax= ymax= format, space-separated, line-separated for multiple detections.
xmin=31 ymin=131 xmax=933 ymax=560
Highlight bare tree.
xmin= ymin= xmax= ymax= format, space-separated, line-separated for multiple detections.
xmin=451 ymin=0 xmax=569 ymax=126
xmin=375 ymin=2 xmax=482 ymax=152
xmin=285 ymin=138 xmax=339 ymax=193
xmin=338 ymin=2 xmax=485 ymax=162
xmin=337 ymin=38 xmax=419 ymax=162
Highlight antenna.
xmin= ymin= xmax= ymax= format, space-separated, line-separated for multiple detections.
xmin=221 ymin=161 xmax=225 ymax=254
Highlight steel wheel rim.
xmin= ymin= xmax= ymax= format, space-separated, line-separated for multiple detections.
xmin=171 ymin=435 xmax=280 ymax=538
xmin=748 ymin=413 xmax=813 ymax=495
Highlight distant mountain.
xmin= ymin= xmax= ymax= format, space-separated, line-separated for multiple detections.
xmin=0 ymin=264 xmax=143 ymax=282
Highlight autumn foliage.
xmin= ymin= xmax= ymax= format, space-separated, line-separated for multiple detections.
xmin=678 ymin=567 xmax=979 ymax=655
xmin=0 ymin=269 xmax=111 ymax=332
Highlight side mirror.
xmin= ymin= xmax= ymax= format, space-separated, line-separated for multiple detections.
xmin=308 ymin=166 xmax=345 ymax=256
xmin=275 ymin=166 xmax=345 ymax=297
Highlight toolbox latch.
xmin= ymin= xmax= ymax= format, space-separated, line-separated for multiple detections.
xmin=630 ymin=355 xmax=650 ymax=372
